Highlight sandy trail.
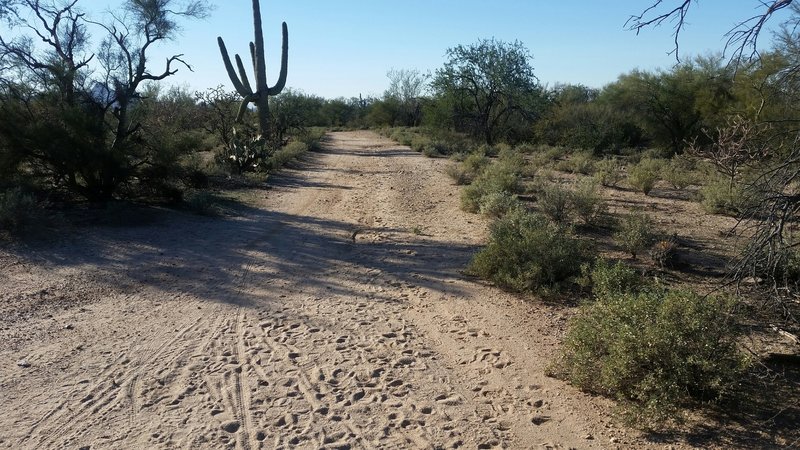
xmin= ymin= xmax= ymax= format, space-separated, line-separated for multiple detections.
xmin=1 ymin=131 xmax=642 ymax=449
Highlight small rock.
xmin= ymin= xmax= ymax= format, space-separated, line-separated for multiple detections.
xmin=64 ymin=324 xmax=74 ymax=330
xmin=221 ymin=420 xmax=240 ymax=433
xmin=16 ymin=359 xmax=31 ymax=368
xmin=609 ymin=437 xmax=619 ymax=443
xmin=584 ymin=434 xmax=594 ymax=440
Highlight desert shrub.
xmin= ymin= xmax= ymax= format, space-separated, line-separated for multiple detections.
xmin=571 ymin=179 xmax=606 ymax=226
xmin=460 ymin=162 xmax=521 ymax=213
xmin=628 ymin=158 xmax=665 ymax=195
xmin=514 ymin=143 xmax=538 ymax=154
xmin=528 ymin=145 xmax=568 ymax=169
xmin=496 ymin=148 xmax=528 ymax=174
xmin=390 ymin=129 xmax=412 ymax=146
xmin=650 ymin=236 xmax=679 ymax=268
xmin=553 ymin=288 xmax=749 ymax=426
xmin=0 ymin=187 xmax=36 ymax=233
xmin=479 ymin=191 xmax=522 ymax=218
xmin=581 ymin=258 xmax=646 ymax=298
xmin=423 ymin=140 xmax=459 ymax=157
xmin=474 ymin=144 xmax=497 ymax=157
xmin=409 ymin=134 xmax=430 ymax=152
xmin=463 ymin=151 xmax=491 ymax=174
xmin=556 ymin=151 xmax=595 ymax=175
xmin=183 ymin=190 xmax=224 ymax=216
xmin=448 ymin=152 xmax=490 ymax=185
xmin=614 ymin=212 xmax=655 ymax=259
xmin=446 ymin=164 xmax=472 ymax=185
xmin=469 ymin=210 xmax=592 ymax=294
xmin=265 ymin=141 xmax=307 ymax=171
xmin=538 ymin=184 xmax=573 ymax=224
xmin=700 ymin=177 xmax=748 ymax=216
xmin=493 ymin=142 xmax=513 ymax=156
xmin=661 ymin=156 xmax=696 ymax=190
xmin=594 ymin=157 xmax=624 ymax=187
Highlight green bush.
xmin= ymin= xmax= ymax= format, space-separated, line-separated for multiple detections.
xmin=528 ymin=145 xmax=568 ymax=169
xmin=628 ymin=158 xmax=665 ymax=195
xmin=700 ymin=177 xmax=748 ymax=216
xmin=614 ymin=212 xmax=655 ymax=259
xmin=556 ymin=151 xmax=595 ymax=175
xmin=594 ymin=157 xmax=624 ymax=187
xmin=553 ymin=288 xmax=748 ymax=426
xmin=571 ymin=179 xmax=606 ymax=226
xmin=662 ymin=156 xmax=696 ymax=190
xmin=469 ymin=210 xmax=592 ymax=294
xmin=479 ymin=191 xmax=522 ymax=218
xmin=183 ymin=190 xmax=223 ymax=216
xmin=409 ymin=134 xmax=430 ymax=152
xmin=460 ymin=162 xmax=521 ymax=213
xmin=538 ymin=184 xmax=573 ymax=224
xmin=581 ymin=258 xmax=645 ymax=298
xmin=448 ymin=151 xmax=491 ymax=186
xmin=0 ymin=187 xmax=36 ymax=233
xmin=265 ymin=141 xmax=307 ymax=171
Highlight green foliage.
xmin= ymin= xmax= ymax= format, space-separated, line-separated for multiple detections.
xmin=553 ymin=288 xmax=749 ymax=426
xmin=265 ymin=141 xmax=307 ymax=171
xmin=594 ymin=157 xmax=624 ymax=187
xmin=431 ymin=38 xmax=544 ymax=144
xmin=581 ymin=259 xmax=645 ymax=298
xmin=538 ymin=184 xmax=573 ymax=224
xmin=614 ymin=212 xmax=655 ymax=259
xmin=599 ymin=59 xmax=735 ymax=153
xmin=628 ymin=158 xmax=665 ymax=195
xmin=700 ymin=177 xmax=748 ymax=216
xmin=555 ymin=151 xmax=595 ymax=175
xmin=571 ymin=178 xmax=606 ymax=226
xmin=535 ymin=87 xmax=645 ymax=153
xmin=447 ymin=151 xmax=490 ymax=185
xmin=460 ymin=161 xmax=521 ymax=213
xmin=469 ymin=210 xmax=593 ymax=294
xmin=662 ymin=155 xmax=696 ymax=190
xmin=0 ymin=187 xmax=36 ymax=233
xmin=479 ymin=191 xmax=522 ymax=218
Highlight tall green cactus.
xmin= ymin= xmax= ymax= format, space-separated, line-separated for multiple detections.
xmin=217 ymin=0 xmax=288 ymax=140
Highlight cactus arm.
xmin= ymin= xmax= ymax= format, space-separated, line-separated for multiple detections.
xmin=234 ymin=54 xmax=253 ymax=94
xmin=218 ymin=37 xmax=252 ymax=97
xmin=266 ymin=22 xmax=288 ymax=96
xmin=250 ymin=42 xmax=257 ymax=73
xmin=251 ymin=0 xmax=267 ymax=93
xmin=235 ymin=93 xmax=258 ymax=122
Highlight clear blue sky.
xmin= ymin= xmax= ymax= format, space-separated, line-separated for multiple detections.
xmin=7 ymin=1 xmax=792 ymax=98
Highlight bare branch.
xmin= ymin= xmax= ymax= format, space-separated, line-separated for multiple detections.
xmin=629 ymin=1 xmax=795 ymax=66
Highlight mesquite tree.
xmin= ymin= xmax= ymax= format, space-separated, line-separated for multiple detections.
xmin=217 ymin=0 xmax=288 ymax=141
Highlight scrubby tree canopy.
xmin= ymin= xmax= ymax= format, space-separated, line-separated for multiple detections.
xmin=431 ymin=38 xmax=542 ymax=145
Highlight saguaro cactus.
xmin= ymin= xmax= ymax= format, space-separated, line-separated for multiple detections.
xmin=217 ymin=0 xmax=288 ymax=140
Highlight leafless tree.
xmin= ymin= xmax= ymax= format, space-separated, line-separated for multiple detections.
xmin=89 ymin=0 xmax=210 ymax=151
xmin=0 ymin=0 xmax=93 ymax=103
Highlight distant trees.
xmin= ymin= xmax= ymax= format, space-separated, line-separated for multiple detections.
xmin=430 ymin=38 xmax=544 ymax=144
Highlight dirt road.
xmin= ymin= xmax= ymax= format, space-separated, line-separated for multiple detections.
xmin=1 ymin=131 xmax=648 ymax=449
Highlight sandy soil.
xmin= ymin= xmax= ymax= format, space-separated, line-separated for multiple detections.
xmin=0 ymin=131 xmax=773 ymax=449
